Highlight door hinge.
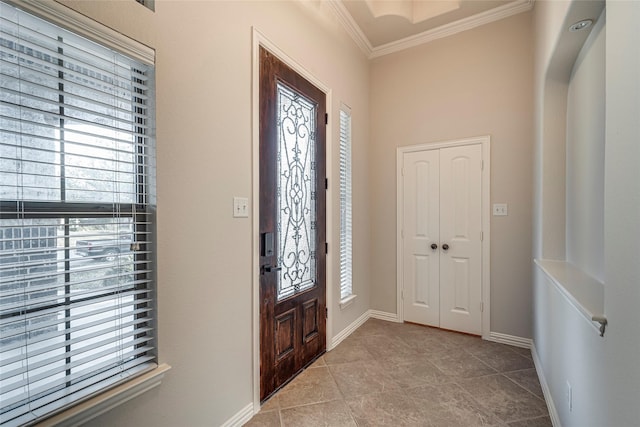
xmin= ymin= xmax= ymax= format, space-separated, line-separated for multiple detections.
xmin=325 ymin=113 xmax=328 ymax=125
xmin=325 ymin=178 xmax=328 ymax=189
xmin=325 ymin=242 xmax=328 ymax=254
xmin=481 ymin=160 xmax=484 ymax=170
xmin=480 ymin=231 xmax=483 ymax=241
xmin=480 ymin=301 xmax=484 ymax=312
xmin=401 ymin=229 xmax=404 ymax=239
xmin=401 ymin=289 xmax=404 ymax=300
xmin=401 ymin=167 xmax=405 ymax=177
xmin=325 ymin=307 xmax=328 ymax=319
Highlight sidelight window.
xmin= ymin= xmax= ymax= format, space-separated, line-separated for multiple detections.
xmin=0 ymin=2 xmax=156 ymax=425
xmin=339 ymin=106 xmax=353 ymax=301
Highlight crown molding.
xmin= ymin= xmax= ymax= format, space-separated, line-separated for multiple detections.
xmin=371 ymin=0 xmax=533 ymax=58
xmin=325 ymin=0 xmax=374 ymax=57
xmin=326 ymin=0 xmax=534 ymax=60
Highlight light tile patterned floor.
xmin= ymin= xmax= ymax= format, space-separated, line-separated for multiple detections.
xmin=245 ymin=319 xmax=551 ymax=427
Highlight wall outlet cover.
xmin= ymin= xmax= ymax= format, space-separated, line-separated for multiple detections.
xmin=493 ymin=203 xmax=508 ymax=216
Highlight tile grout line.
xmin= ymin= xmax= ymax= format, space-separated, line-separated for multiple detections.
xmin=325 ymin=366 xmax=359 ymax=426
xmin=501 ymin=371 xmax=547 ymax=403
xmin=506 ymin=414 xmax=552 ymax=424
xmin=449 ymin=377 xmax=512 ymax=424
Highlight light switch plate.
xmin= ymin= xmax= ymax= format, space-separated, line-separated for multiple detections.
xmin=493 ymin=203 xmax=508 ymax=216
xmin=233 ymin=197 xmax=249 ymax=218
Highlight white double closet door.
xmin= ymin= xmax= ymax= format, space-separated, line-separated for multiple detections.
xmin=402 ymin=143 xmax=483 ymax=335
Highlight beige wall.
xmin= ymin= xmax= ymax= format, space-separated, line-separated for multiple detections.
xmin=56 ymin=0 xmax=370 ymax=425
xmin=369 ymin=12 xmax=534 ymax=338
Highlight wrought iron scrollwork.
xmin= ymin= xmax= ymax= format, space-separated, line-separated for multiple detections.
xmin=276 ymin=84 xmax=317 ymax=300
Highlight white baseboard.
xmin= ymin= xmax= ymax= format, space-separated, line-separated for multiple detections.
xmin=329 ymin=309 xmax=400 ymax=350
xmin=531 ymin=342 xmax=561 ymax=427
xmin=221 ymin=402 xmax=254 ymax=427
xmin=486 ymin=332 xmax=532 ymax=349
xmin=330 ymin=310 xmax=370 ymax=349
xmin=368 ymin=309 xmax=400 ymax=323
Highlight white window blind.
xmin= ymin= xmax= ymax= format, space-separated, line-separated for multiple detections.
xmin=339 ymin=108 xmax=352 ymax=300
xmin=0 ymin=2 xmax=156 ymax=426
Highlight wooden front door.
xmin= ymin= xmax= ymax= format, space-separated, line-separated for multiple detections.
xmin=259 ymin=47 xmax=326 ymax=402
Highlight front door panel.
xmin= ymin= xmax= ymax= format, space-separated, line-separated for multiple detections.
xmin=259 ymin=47 xmax=326 ymax=402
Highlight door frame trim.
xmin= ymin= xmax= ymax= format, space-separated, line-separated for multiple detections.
xmin=251 ymin=27 xmax=333 ymax=412
xmin=396 ymin=136 xmax=491 ymax=339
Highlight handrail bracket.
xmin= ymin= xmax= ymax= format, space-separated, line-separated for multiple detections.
xmin=593 ymin=316 xmax=608 ymax=337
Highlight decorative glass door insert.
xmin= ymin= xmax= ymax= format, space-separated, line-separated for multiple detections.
xmin=275 ymin=83 xmax=317 ymax=301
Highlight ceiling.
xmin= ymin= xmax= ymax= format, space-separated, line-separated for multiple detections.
xmin=328 ymin=0 xmax=534 ymax=58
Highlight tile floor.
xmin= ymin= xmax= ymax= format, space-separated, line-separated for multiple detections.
xmin=245 ymin=319 xmax=551 ymax=427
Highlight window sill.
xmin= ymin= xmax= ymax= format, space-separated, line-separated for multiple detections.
xmin=339 ymin=294 xmax=357 ymax=310
xmin=535 ymin=259 xmax=607 ymax=336
xmin=40 ymin=363 xmax=171 ymax=427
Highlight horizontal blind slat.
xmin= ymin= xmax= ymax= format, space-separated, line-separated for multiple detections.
xmin=0 ymin=280 xmax=153 ymax=315
xmin=0 ymin=305 xmax=153 ymax=357
xmin=1 ymin=326 xmax=153 ymax=382
xmin=0 ymin=27 xmax=150 ymax=91
xmin=0 ymin=300 xmax=153 ymax=351
xmin=1 ymin=85 xmax=148 ymax=130
xmin=0 ymin=345 xmax=154 ymax=404
xmin=0 ymin=16 xmax=150 ymax=79
xmin=0 ymin=288 xmax=152 ymax=327
xmin=0 ymin=105 xmax=150 ymax=137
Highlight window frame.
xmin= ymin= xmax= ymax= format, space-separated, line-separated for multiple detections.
xmin=0 ymin=1 xmax=167 ymax=425
xmin=134 ymin=0 xmax=155 ymax=12
xmin=339 ymin=105 xmax=355 ymax=307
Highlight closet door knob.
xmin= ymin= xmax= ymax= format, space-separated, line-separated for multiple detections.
xmin=442 ymin=243 xmax=450 ymax=251
xmin=431 ymin=243 xmax=438 ymax=250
